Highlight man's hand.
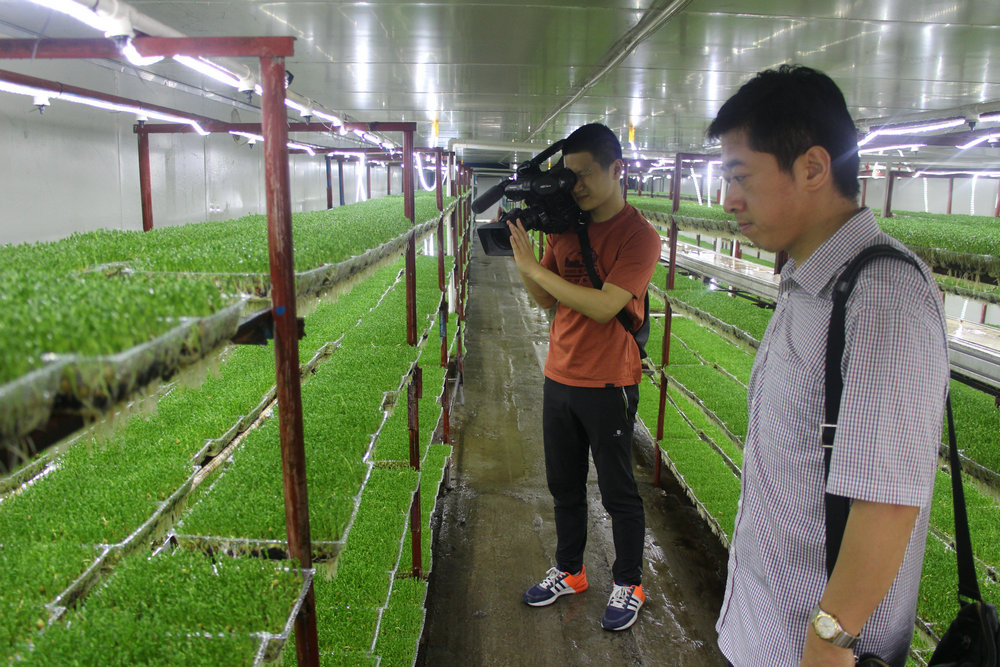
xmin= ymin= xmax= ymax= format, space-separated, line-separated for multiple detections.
xmin=507 ymin=219 xmax=541 ymax=279
xmin=800 ymin=629 xmax=855 ymax=666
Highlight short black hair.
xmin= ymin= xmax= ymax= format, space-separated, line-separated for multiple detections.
xmin=707 ymin=64 xmax=860 ymax=199
xmin=562 ymin=123 xmax=623 ymax=169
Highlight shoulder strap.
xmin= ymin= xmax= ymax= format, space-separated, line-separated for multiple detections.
xmin=823 ymin=245 xmax=978 ymax=601
xmin=823 ymin=245 xmax=930 ymax=571
xmin=945 ymin=396 xmax=983 ymax=602
xmin=575 ymin=225 xmax=648 ymax=357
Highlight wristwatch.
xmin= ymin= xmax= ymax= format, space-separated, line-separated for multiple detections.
xmin=809 ymin=605 xmax=860 ymax=649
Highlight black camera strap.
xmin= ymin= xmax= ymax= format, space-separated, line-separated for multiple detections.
xmin=575 ymin=224 xmax=650 ymax=359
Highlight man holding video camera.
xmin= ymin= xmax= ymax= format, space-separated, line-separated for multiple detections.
xmin=507 ymin=123 xmax=661 ymax=631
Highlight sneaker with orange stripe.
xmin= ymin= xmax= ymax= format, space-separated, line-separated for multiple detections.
xmin=522 ymin=565 xmax=588 ymax=606
xmin=600 ymin=582 xmax=645 ymax=630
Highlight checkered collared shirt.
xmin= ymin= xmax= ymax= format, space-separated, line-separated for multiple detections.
xmin=716 ymin=208 xmax=950 ymax=666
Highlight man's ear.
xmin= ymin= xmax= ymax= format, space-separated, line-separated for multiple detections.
xmin=798 ymin=145 xmax=833 ymax=191
xmin=612 ymin=158 xmax=624 ymax=180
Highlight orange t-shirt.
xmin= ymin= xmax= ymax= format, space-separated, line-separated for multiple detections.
xmin=539 ymin=203 xmax=662 ymax=387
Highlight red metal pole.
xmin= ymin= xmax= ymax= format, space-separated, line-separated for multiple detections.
xmin=995 ymin=179 xmax=1000 ymax=218
xmin=404 ymin=129 xmax=415 ymax=223
xmin=260 ymin=54 xmax=319 ymax=667
xmin=406 ymin=231 xmax=418 ymax=346
xmin=883 ymin=170 xmax=895 ymax=218
xmin=437 ymin=214 xmax=446 ymax=291
xmin=366 ymin=160 xmax=372 ymax=201
xmin=947 ymin=177 xmax=954 ymax=214
xmin=408 ymin=368 xmax=421 ymax=469
xmin=137 ymin=127 xmax=153 ymax=232
xmin=387 ymin=163 xmax=392 ymax=196
xmin=409 ymin=367 xmax=423 ymax=576
xmin=325 ymin=156 xmax=333 ymax=209
xmin=410 ymin=490 xmax=423 ymax=578
xmin=671 ymin=155 xmax=683 ymax=213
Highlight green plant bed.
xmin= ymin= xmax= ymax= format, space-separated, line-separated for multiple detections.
xmin=918 ymin=535 xmax=1000 ymax=638
xmin=0 ymin=542 xmax=99 ymax=652
xmin=948 ymin=381 xmax=1000 ymax=474
xmin=666 ymin=365 xmax=748 ymax=443
xmin=0 ymin=193 xmax=450 ymax=387
xmin=182 ymin=255 xmax=447 ymax=541
xmin=877 ymin=211 xmax=1000 ymax=259
xmin=928 ymin=468 xmax=1000 ymax=570
xmin=21 ymin=550 xmax=303 ymax=666
xmin=308 ymin=468 xmax=416 ymax=658
xmin=297 ymin=262 xmax=407 ymax=364
xmin=669 ymin=315 xmax=754 ymax=384
xmin=636 ymin=377 xmax=741 ymax=541
xmin=373 ymin=576 xmax=428 ymax=665
xmin=0 ymin=271 xmax=231 ymax=387
xmin=18 ymin=614 xmax=261 ymax=666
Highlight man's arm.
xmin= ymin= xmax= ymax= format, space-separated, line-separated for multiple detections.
xmin=800 ymin=499 xmax=919 ymax=666
xmin=507 ymin=219 xmax=633 ymax=321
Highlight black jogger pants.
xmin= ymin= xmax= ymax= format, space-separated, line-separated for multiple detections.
xmin=542 ymin=377 xmax=644 ymax=586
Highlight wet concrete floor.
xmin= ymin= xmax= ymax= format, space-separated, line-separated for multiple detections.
xmin=418 ymin=239 xmax=730 ymax=666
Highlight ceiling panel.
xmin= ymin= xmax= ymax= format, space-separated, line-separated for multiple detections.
xmin=0 ymin=0 xmax=998 ymax=167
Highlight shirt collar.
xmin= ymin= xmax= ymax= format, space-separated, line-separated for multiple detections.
xmin=780 ymin=207 xmax=881 ymax=297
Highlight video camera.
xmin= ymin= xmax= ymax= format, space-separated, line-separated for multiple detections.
xmin=472 ymin=140 xmax=586 ymax=256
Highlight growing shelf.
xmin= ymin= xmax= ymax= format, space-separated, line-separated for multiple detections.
xmin=0 ymin=189 xmax=472 ymax=665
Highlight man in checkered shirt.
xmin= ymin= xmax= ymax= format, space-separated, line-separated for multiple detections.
xmin=710 ymin=66 xmax=950 ymax=666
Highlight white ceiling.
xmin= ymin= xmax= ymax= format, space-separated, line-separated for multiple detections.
xmin=1 ymin=0 xmax=999 ymax=168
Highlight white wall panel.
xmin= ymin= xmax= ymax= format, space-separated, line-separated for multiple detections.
xmin=0 ymin=59 xmax=351 ymax=245
xmin=864 ymin=176 xmax=1000 ymax=217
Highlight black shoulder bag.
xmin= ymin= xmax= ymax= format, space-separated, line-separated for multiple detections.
xmin=575 ymin=224 xmax=650 ymax=359
xmin=824 ymin=244 xmax=999 ymax=667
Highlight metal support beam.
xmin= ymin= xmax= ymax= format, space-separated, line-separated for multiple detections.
xmin=338 ymin=159 xmax=346 ymax=206
xmin=947 ymin=177 xmax=954 ymax=214
xmin=137 ymin=127 xmax=153 ymax=232
xmin=403 ymin=128 xmax=415 ymax=222
xmin=325 ymin=156 xmax=333 ymax=209
xmin=436 ymin=150 xmax=444 ymax=211
xmin=883 ymin=170 xmax=897 ymax=218
xmin=260 ymin=53 xmax=319 ymax=667
xmin=406 ymin=231 xmax=418 ymax=346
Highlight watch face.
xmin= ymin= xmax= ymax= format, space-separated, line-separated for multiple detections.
xmin=815 ymin=614 xmax=838 ymax=639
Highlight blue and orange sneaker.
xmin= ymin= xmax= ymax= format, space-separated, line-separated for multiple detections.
xmin=600 ymin=582 xmax=645 ymax=630
xmin=522 ymin=565 xmax=588 ymax=606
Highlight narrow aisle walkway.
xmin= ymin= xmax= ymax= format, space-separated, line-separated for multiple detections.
xmin=419 ymin=241 xmax=729 ymax=666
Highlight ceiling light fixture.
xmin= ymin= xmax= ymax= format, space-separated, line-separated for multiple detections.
xmin=174 ymin=56 xmax=241 ymax=88
xmin=312 ymin=109 xmax=342 ymax=126
xmin=956 ymin=134 xmax=1000 ymax=150
xmin=0 ymin=79 xmax=211 ymax=135
xmin=121 ymin=39 xmax=163 ymax=66
xmin=858 ymin=143 xmax=925 ymax=154
xmin=288 ymin=142 xmax=315 ymax=156
xmin=858 ymin=117 xmax=966 ymax=147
